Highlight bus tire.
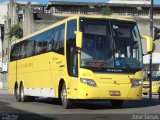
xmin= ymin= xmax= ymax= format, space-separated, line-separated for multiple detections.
xmin=110 ymin=100 xmax=123 ymax=108
xmin=61 ymin=83 xmax=73 ymax=109
xmin=14 ymin=84 xmax=20 ymax=102
xmin=20 ymin=83 xmax=28 ymax=102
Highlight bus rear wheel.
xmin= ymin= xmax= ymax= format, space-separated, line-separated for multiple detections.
xmin=61 ymin=83 xmax=73 ymax=109
xmin=20 ymin=84 xmax=34 ymax=102
xmin=20 ymin=83 xmax=28 ymax=102
xmin=110 ymin=100 xmax=123 ymax=108
xmin=14 ymin=84 xmax=20 ymax=102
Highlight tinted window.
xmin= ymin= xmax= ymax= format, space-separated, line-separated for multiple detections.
xmin=15 ymin=44 xmax=21 ymax=60
xmin=10 ymin=45 xmax=16 ymax=61
xmin=52 ymin=24 xmax=65 ymax=54
xmin=26 ymin=39 xmax=35 ymax=57
xmin=152 ymin=76 xmax=160 ymax=81
xmin=10 ymin=23 xmax=65 ymax=61
xmin=19 ymin=41 xmax=26 ymax=58
xmin=66 ymin=19 xmax=78 ymax=77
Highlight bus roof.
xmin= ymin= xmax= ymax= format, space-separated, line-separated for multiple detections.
xmin=12 ymin=15 xmax=135 ymax=45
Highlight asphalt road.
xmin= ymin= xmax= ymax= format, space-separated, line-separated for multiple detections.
xmin=0 ymin=90 xmax=160 ymax=120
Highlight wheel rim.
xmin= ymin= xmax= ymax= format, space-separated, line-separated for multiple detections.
xmin=61 ymin=87 xmax=67 ymax=104
xmin=15 ymin=86 xmax=19 ymax=100
xmin=20 ymin=85 xmax=24 ymax=100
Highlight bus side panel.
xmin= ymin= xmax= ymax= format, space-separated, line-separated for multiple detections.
xmin=50 ymin=53 xmax=67 ymax=98
xmin=8 ymin=61 xmax=17 ymax=94
xmin=17 ymin=53 xmax=53 ymax=88
xmin=33 ymin=52 xmax=55 ymax=88
xmin=16 ymin=53 xmax=55 ymax=97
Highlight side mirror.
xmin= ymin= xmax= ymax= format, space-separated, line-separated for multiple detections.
xmin=75 ymin=31 xmax=83 ymax=49
xmin=141 ymin=36 xmax=153 ymax=54
xmin=154 ymin=27 xmax=160 ymax=40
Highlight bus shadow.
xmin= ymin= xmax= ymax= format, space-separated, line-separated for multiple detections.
xmin=34 ymin=98 xmax=62 ymax=105
xmin=123 ymin=97 xmax=160 ymax=109
xmin=35 ymin=97 xmax=160 ymax=110
xmin=74 ymin=98 xmax=160 ymax=110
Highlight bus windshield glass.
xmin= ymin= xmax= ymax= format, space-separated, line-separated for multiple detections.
xmin=80 ymin=18 xmax=143 ymax=72
xmin=152 ymin=76 xmax=160 ymax=81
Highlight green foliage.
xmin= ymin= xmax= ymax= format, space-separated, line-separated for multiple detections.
xmin=101 ymin=6 xmax=113 ymax=16
xmin=7 ymin=24 xmax=23 ymax=39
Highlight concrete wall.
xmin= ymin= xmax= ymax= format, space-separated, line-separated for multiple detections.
xmin=0 ymin=2 xmax=8 ymax=24
xmin=32 ymin=16 xmax=65 ymax=32
xmin=23 ymin=2 xmax=33 ymax=37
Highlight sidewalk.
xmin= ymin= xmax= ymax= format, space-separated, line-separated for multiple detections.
xmin=0 ymin=89 xmax=9 ymax=95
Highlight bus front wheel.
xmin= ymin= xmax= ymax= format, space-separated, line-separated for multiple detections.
xmin=110 ymin=100 xmax=123 ymax=108
xmin=61 ymin=83 xmax=73 ymax=109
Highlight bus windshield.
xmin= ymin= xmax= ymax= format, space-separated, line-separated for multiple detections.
xmin=152 ymin=76 xmax=160 ymax=81
xmin=80 ymin=18 xmax=143 ymax=72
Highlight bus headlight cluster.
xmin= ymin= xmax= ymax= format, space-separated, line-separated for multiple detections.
xmin=153 ymin=83 xmax=159 ymax=86
xmin=80 ymin=78 xmax=97 ymax=87
xmin=132 ymin=80 xmax=143 ymax=87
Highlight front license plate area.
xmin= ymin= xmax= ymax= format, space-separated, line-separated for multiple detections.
xmin=144 ymin=88 xmax=149 ymax=92
xmin=109 ymin=90 xmax=121 ymax=96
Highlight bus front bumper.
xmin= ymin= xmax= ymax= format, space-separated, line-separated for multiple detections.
xmin=75 ymin=83 xmax=142 ymax=100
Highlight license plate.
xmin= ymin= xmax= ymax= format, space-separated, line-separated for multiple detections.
xmin=109 ymin=90 xmax=120 ymax=96
xmin=144 ymin=88 xmax=149 ymax=92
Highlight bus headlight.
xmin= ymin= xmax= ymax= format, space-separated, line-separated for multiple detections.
xmin=132 ymin=80 xmax=142 ymax=87
xmin=153 ymin=83 xmax=159 ymax=86
xmin=80 ymin=78 xmax=97 ymax=87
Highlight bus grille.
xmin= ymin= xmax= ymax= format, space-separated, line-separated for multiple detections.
xmin=143 ymin=84 xmax=149 ymax=88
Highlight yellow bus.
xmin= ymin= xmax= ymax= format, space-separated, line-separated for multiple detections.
xmin=8 ymin=15 xmax=153 ymax=109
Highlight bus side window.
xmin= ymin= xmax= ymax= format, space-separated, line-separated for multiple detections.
xmin=35 ymin=39 xmax=39 ymax=55
xmin=35 ymin=34 xmax=43 ymax=54
xmin=10 ymin=45 xmax=16 ymax=61
xmin=19 ymin=41 xmax=26 ymax=59
xmin=22 ymin=39 xmax=33 ymax=57
xmin=47 ymin=40 xmax=53 ymax=52
xmin=52 ymin=24 xmax=65 ymax=55
xmin=43 ymin=40 xmax=47 ymax=53
xmin=46 ymin=29 xmax=53 ymax=52
xmin=58 ymin=25 xmax=65 ymax=54
xmin=53 ymin=29 xmax=60 ymax=51
xmin=15 ymin=44 xmax=20 ymax=60
xmin=41 ymin=32 xmax=48 ymax=53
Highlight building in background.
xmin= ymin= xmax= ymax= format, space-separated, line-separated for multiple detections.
xmin=0 ymin=1 xmax=7 ymax=89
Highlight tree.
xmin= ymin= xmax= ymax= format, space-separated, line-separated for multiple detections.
xmin=101 ymin=6 xmax=113 ymax=16
xmin=7 ymin=24 xmax=23 ymax=39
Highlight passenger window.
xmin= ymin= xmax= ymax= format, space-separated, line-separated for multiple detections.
xmin=19 ymin=42 xmax=26 ymax=58
xmin=52 ymin=24 xmax=65 ymax=55
xmin=10 ymin=45 xmax=16 ymax=61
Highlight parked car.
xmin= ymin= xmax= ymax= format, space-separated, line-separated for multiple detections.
xmin=143 ymin=75 xmax=160 ymax=95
